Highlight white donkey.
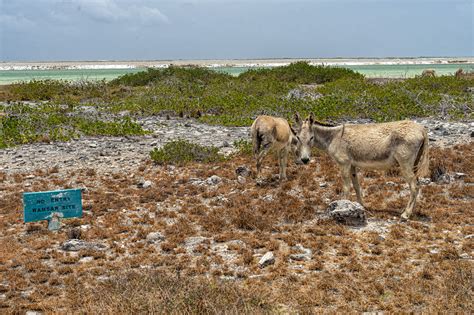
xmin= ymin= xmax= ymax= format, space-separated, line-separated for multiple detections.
xmin=251 ymin=115 xmax=297 ymax=182
xmin=292 ymin=114 xmax=429 ymax=220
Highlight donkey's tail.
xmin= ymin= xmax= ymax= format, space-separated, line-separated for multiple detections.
xmin=414 ymin=128 xmax=429 ymax=177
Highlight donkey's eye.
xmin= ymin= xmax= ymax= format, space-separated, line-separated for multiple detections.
xmin=310 ymin=136 xmax=314 ymax=141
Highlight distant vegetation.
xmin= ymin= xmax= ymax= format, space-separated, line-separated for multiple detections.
xmin=150 ymin=139 xmax=224 ymax=165
xmin=1 ymin=62 xmax=472 ymax=147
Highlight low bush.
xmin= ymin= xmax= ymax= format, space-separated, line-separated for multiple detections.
xmin=0 ymin=103 xmax=147 ymax=148
xmin=110 ymin=66 xmax=232 ymax=87
xmin=150 ymin=139 xmax=224 ymax=165
xmin=233 ymin=139 xmax=253 ymax=156
xmin=239 ymin=61 xmax=364 ymax=84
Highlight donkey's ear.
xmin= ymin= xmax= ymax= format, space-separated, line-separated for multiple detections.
xmin=289 ymin=123 xmax=298 ymax=136
xmin=308 ymin=113 xmax=314 ymax=125
xmin=294 ymin=112 xmax=302 ymax=126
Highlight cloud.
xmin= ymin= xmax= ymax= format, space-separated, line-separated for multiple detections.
xmin=70 ymin=0 xmax=169 ymax=24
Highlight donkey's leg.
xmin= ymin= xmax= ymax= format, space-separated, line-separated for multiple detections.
xmin=341 ymin=164 xmax=352 ymax=200
xmin=256 ymin=143 xmax=272 ymax=180
xmin=399 ymin=164 xmax=420 ymax=220
xmin=279 ymin=147 xmax=289 ymax=181
xmin=350 ymin=165 xmax=364 ymax=206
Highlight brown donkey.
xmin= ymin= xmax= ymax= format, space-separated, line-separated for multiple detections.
xmin=251 ymin=115 xmax=297 ymax=182
xmin=292 ymin=114 xmax=429 ymax=220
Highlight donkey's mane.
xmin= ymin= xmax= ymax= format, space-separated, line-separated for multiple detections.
xmin=312 ymin=120 xmax=337 ymax=127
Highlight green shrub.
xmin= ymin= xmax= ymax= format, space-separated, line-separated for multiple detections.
xmin=110 ymin=66 xmax=232 ymax=87
xmin=239 ymin=61 xmax=364 ymax=84
xmin=10 ymin=79 xmax=108 ymax=102
xmin=233 ymin=139 xmax=253 ymax=156
xmin=150 ymin=139 xmax=224 ymax=165
xmin=75 ymin=116 xmax=148 ymax=137
xmin=0 ymin=103 xmax=147 ymax=148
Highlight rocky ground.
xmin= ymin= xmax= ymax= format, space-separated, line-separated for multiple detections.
xmin=0 ymin=116 xmax=473 ymax=313
xmin=0 ymin=115 xmax=472 ymax=175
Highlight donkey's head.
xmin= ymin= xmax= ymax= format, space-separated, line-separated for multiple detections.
xmin=291 ymin=113 xmax=314 ymax=165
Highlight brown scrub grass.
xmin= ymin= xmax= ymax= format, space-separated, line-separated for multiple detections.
xmin=0 ymin=143 xmax=472 ymax=313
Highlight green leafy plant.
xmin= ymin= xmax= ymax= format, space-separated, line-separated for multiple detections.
xmin=150 ymin=139 xmax=224 ymax=165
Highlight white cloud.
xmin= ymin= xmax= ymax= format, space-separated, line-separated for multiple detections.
xmin=70 ymin=0 xmax=169 ymax=24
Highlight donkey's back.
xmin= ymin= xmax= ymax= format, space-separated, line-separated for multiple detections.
xmin=339 ymin=120 xmax=428 ymax=174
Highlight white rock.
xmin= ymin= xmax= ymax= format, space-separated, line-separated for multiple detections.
xmin=326 ymin=200 xmax=366 ymax=226
xmin=61 ymin=239 xmax=106 ymax=251
xmin=146 ymin=232 xmax=165 ymax=243
xmin=137 ymin=180 xmax=152 ymax=188
xmin=290 ymin=244 xmax=312 ymax=261
xmin=79 ymin=256 xmax=94 ymax=263
xmin=237 ymin=176 xmax=246 ymax=184
xmin=259 ymin=251 xmax=275 ymax=268
xmin=262 ymin=194 xmax=274 ymax=202
xmin=205 ymin=175 xmax=222 ymax=186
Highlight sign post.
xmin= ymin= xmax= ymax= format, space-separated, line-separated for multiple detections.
xmin=23 ymin=189 xmax=83 ymax=230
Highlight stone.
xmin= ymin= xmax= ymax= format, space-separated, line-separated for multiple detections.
xmin=146 ymin=232 xmax=165 ymax=243
xmin=464 ymin=234 xmax=474 ymax=239
xmin=79 ymin=256 xmax=94 ymax=263
xmin=454 ymin=172 xmax=467 ymax=179
xmin=290 ymin=244 xmax=312 ymax=261
xmin=319 ymin=182 xmax=328 ymax=188
xmin=459 ymin=253 xmax=470 ymax=259
xmin=205 ymin=175 xmax=222 ymax=186
xmin=262 ymin=194 xmax=274 ymax=202
xmin=61 ymin=239 xmax=106 ymax=252
xmin=235 ymin=165 xmax=251 ymax=177
xmin=419 ymin=178 xmax=431 ymax=185
xmin=137 ymin=180 xmax=152 ymax=188
xmin=326 ymin=200 xmax=367 ymax=226
xmin=237 ymin=176 xmax=246 ymax=184
xmin=259 ymin=251 xmax=275 ymax=268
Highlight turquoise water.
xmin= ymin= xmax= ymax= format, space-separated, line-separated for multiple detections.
xmin=0 ymin=63 xmax=472 ymax=84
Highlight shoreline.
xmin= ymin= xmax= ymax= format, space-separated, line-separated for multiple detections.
xmin=1 ymin=57 xmax=473 ymax=71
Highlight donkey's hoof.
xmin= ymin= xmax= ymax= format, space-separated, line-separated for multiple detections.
xmin=400 ymin=213 xmax=411 ymax=222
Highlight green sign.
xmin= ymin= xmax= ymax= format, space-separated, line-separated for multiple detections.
xmin=23 ymin=189 xmax=82 ymax=223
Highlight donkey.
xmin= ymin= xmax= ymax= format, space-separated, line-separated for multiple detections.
xmin=251 ymin=115 xmax=297 ymax=182
xmin=291 ymin=114 xmax=429 ymax=220
xmin=421 ymin=69 xmax=436 ymax=77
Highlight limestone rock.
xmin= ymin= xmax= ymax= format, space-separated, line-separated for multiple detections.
xmin=326 ymin=200 xmax=367 ymax=226
xmin=235 ymin=165 xmax=251 ymax=177
xmin=259 ymin=251 xmax=275 ymax=268
xmin=137 ymin=180 xmax=152 ymax=188
xmin=61 ymin=239 xmax=107 ymax=252
xmin=146 ymin=232 xmax=165 ymax=243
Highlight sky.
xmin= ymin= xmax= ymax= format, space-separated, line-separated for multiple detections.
xmin=0 ymin=0 xmax=472 ymax=61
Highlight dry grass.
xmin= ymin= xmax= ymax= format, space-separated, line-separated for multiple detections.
xmin=66 ymin=270 xmax=272 ymax=314
xmin=0 ymin=143 xmax=472 ymax=313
